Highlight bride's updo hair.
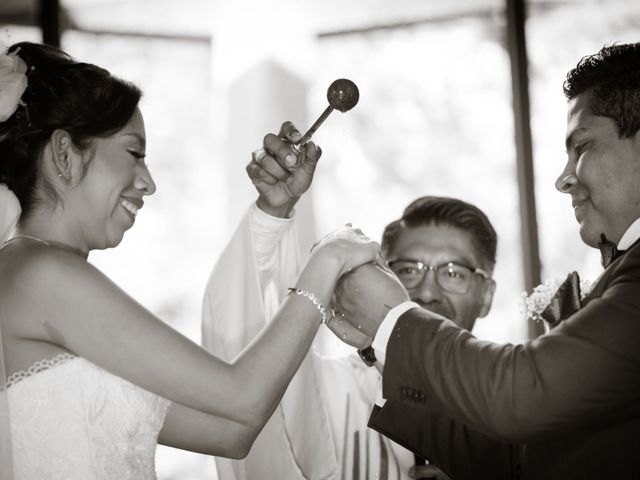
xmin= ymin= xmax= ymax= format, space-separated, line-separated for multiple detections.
xmin=0 ymin=42 xmax=142 ymax=217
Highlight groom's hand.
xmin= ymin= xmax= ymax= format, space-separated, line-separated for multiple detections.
xmin=247 ymin=121 xmax=322 ymax=218
xmin=326 ymin=306 xmax=373 ymax=350
xmin=332 ymin=262 xmax=410 ymax=341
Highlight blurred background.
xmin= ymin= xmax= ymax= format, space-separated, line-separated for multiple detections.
xmin=1 ymin=0 xmax=638 ymax=477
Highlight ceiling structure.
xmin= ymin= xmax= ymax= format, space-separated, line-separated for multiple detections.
xmin=0 ymin=0 xmax=584 ymax=39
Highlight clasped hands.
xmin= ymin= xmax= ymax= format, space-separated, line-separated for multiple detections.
xmin=328 ymin=246 xmax=409 ymax=350
xmin=309 ymin=225 xmax=410 ymax=349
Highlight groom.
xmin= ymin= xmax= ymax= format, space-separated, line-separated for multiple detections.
xmin=334 ymin=42 xmax=640 ymax=479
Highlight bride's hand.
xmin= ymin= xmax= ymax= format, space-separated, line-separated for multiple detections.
xmin=311 ymin=225 xmax=381 ymax=277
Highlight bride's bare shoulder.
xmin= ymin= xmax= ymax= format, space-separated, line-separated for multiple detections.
xmin=2 ymin=239 xmax=87 ymax=271
xmin=0 ymin=241 xmax=104 ymax=303
xmin=0 ymin=242 xmax=112 ymax=343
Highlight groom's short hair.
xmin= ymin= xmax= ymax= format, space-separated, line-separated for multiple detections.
xmin=381 ymin=196 xmax=497 ymax=272
xmin=563 ymin=42 xmax=640 ymax=138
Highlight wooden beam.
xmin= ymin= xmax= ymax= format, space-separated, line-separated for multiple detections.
xmin=505 ymin=0 xmax=544 ymax=338
xmin=39 ymin=0 xmax=60 ymax=47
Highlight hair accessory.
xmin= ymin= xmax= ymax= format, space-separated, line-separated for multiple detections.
xmin=288 ymin=287 xmax=333 ymax=324
xmin=0 ymin=182 xmax=20 ymax=242
xmin=0 ymin=41 xmax=28 ymax=123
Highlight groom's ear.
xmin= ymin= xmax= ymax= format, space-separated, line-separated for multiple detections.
xmin=478 ymin=278 xmax=496 ymax=318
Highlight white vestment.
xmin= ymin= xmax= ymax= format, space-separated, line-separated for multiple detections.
xmin=202 ymin=204 xmax=337 ymax=480
xmin=201 ymin=204 xmax=413 ymax=480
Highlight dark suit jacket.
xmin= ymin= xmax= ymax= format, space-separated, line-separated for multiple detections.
xmin=369 ymin=240 xmax=640 ymax=479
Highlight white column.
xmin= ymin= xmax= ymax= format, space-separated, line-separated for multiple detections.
xmin=211 ymin=0 xmax=318 ymax=253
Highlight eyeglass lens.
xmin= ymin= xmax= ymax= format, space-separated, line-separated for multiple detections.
xmin=389 ymin=261 xmax=474 ymax=294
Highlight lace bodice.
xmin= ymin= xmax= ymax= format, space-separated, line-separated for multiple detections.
xmin=8 ymin=354 xmax=170 ymax=479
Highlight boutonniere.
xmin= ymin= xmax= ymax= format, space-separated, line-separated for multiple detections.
xmin=521 ymin=272 xmax=593 ymax=331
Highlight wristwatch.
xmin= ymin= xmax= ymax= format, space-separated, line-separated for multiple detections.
xmin=357 ymin=346 xmax=377 ymax=367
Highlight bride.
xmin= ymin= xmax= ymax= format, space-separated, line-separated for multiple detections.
xmin=0 ymin=41 xmax=378 ymax=479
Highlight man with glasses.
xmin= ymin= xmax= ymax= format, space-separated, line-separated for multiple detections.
xmin=376 ymin=196 xmax=496 ymax=479
xmin=382 ymin=196 xmax=496 ymax=335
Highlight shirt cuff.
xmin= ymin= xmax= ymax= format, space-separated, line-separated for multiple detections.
xmin=251 ymin=201 xmax=295 ymax=229
xmin=374 ymin=373 xmax=386 ymax=406
xmin=250 ymin=202 xmax=295 ymax=267
xmin=371 ymin=301 xmax=420 ymax=365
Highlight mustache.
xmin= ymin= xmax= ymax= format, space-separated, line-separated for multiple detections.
xmin=413 ymin=299 xmax=453 ymax=319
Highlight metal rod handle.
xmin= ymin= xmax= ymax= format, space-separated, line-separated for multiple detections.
xmin=297 ymin=105 xmax=334 ymax=145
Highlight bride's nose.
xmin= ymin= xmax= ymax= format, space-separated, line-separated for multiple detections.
xmin=135 ymin=165 xmax=156 ymax=195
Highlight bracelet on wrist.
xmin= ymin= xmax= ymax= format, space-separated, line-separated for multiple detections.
xmin=287 ymin=287 xmax=333 ymax=324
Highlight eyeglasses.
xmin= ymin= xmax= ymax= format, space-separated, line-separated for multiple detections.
xmin=387 ymin=259 xmax=490 ymax=294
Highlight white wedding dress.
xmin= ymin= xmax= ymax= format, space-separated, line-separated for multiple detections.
xmin=7 ymin=353 xmax=170 ymax=479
